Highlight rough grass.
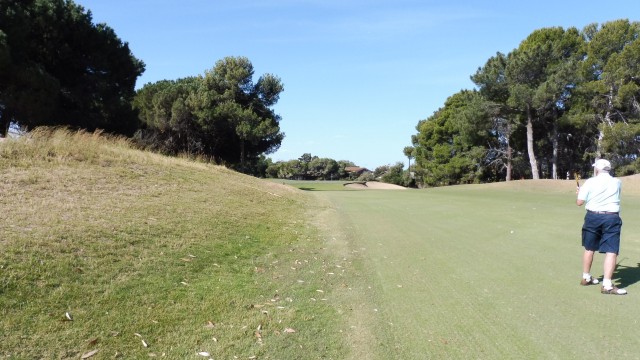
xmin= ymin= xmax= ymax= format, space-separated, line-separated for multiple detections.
xmin=0 ymin=128 xmax=349 ymax=359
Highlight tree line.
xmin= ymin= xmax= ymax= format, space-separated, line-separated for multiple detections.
xmin=3 ymin=3 xmax=638 ymax=182
xmin=0 ymin=0 xmax=284 ymax=174
xmin=409 ymin=19 xmax=640 ymax=187
xmin=264 ymin=153 xmax=410 ymax=186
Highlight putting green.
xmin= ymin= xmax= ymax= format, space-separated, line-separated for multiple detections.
xmin=313 ymin=179 xmax=640 ymax=359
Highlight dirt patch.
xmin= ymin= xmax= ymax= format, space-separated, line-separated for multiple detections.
xmin=344 ymin=181 xmax=407 ymax=190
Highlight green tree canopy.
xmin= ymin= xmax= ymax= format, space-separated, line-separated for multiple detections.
xmin=505 ymin=26 xmax=584 ymax=179
xmin=413 ymin=90 xmax=495 ymax=187
xmin=415 ymin=19 xmax=640 ymax=187
xmin=134 ymin=56 xmax=284 ymax=173
xmin=573 ymin=20 xmax=640 ymax=167
xmin=0 ymin=0 xmax=145 ymax=137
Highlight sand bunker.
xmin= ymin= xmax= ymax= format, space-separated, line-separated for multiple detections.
xmin=344 ymin=181 xmax=407 ymax=190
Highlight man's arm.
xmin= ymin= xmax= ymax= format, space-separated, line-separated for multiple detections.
xmin=576 ymin=181 xmax=587 ymax=206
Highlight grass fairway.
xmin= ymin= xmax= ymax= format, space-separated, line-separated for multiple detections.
xmin=299 ymin=179 xmax=640 ymax=359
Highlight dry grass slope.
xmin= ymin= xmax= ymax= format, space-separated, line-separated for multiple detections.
xmin=0 ymin=128 xmax=349 ymax=359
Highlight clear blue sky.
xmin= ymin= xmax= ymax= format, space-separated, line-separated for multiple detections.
xmin=76 ymin=0 xmax=639 ymax=170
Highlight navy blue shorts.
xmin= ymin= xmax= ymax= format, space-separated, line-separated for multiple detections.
xmin=582 ymin=212 xmax=622 ymax=254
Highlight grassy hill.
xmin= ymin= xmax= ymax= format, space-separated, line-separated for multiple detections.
xmin=0 ymin=129 xmax=349 ymax=359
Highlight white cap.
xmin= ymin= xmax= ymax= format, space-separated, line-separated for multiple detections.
xmin=592 ymin=159 xmax=611 ymax=171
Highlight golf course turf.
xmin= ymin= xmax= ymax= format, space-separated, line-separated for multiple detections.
xmin=289 ymin=178 xmax=640 ymax=359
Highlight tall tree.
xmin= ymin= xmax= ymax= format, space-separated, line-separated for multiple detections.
xmin=503 ymin=27 xmax=584 ymax=179
xmin=576 ymin=20 xmax=640 ymax=170
xmin=198 ymin=57 xmax=284 ymax=169
xmin=530 ymin=27 xmax=584 ymax=179
xmin=134 ymin=56 xmax=284 ymax=173
xmin=471 ymin=53 xmax=519 ymax=181
xmin=0 ymin=0 xmax=145 ymax=136
xmin=413 ymin=90 xmax=493 ymax=187
xmin=133 ymin=77 xmax=201 ymax=154
xmin=403 ymin=146 xmax=415 ymax=170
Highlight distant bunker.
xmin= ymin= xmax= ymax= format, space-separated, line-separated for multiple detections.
xmin=343 ymin=181 xmax=407 ymax=190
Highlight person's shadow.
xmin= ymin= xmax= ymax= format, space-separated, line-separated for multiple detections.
xmin=613 ymin=262 xmax=640 ymax=288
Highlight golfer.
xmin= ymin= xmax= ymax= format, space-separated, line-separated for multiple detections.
xmin=576 ymin=159 xmax=626 ymax=295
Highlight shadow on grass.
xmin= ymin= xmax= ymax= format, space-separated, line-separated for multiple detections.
xmin=297 ymin=187 xmax=348 ymax=191
xmin=614 ymin=262 xmax=640 ymax=288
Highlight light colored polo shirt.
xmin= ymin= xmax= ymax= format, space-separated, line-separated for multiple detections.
xmin=577 ymin=172 xmax=621 ymax=212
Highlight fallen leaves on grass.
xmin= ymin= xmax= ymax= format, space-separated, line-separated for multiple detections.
xmin=255 ymin=324 xmax=263 ymax=344
xmin=204 ymin=321 xmax=216 ymax=329
xmin=181 ymin=254 xmax=197 ymax=262
xmin=134 ymin=333 xmax=149 ymax=348
xmin=81 ymin=349 xmax=98 ymax=359
xmin=80 ymin=349 xmax=98 ymax=359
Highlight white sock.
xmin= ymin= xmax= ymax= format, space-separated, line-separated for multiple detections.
xmin=583 ymin=273 xmax=592 ymax=280
xmin=603 ymin=279 xmax=613 ymax=289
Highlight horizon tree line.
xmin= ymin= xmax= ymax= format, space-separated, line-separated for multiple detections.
xmin=2 ymin=2 xmax=638 ymax=182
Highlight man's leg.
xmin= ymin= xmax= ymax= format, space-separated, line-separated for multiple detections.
xmin=602 ymin=252 xmax=627 ymax=294
xmin=601 ymin=215 xmax=625 ymax=294
xmin=603 ymin=252 xmax=617 ymax=284
xmin=581 ymin=249 xmax=599 ymax=285
xmin=582 ymin=250 xmax=594 ymax=274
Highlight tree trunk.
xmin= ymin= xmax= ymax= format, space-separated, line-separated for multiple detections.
xmin=505 ymin=124 xmax=513 ymax=181
xmin=552 ymin=119 xmax=559 ymax=180
xmin=596 ymin=120 xmax=609 ymax=159
xmin=526 ymin=107 xmax=540 ymax=179
xmin=597 ymin=87 xmax=615 ymax=159
xmin=240 ymin=140 xmax=245 ymax=169
xmin=505 ymin=142 xmax=512 ymax=181
xmin=0 ymin=111 xmax=10 ymax=137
